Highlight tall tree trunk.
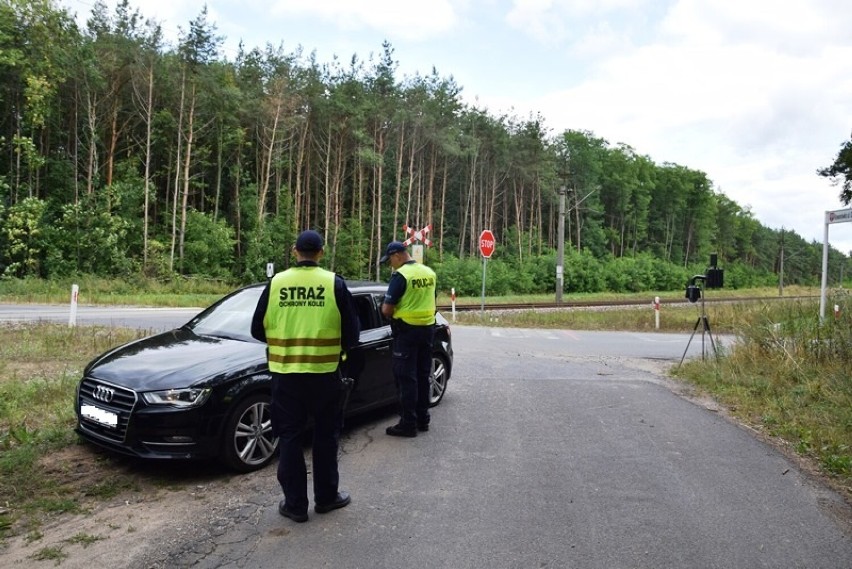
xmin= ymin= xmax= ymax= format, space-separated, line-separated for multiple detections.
xmin=373 ymin=126 xmax=385 ymax=280
xmin=426 ymin=145 xmax=436 ymax=229
xmin=142 ymin=65 xmax=154 ymax=268
xmin=393 ymin=122 xmax=405 ymax=240
xmin=85 ymin=92 xmax=98 ymax=197
xmin=439 ymin=161 xmax=448 ymax=262
xmin=178 ymin=82 xmax=197 ymax=273
xmin=258 ymin=99 xmax=283 ymax=227
xmin=514 ymin=180 xmax=523 ymax=263
xmin=214 ymin=123 xmax=222 ymax=222
xmin=405 ymin=132 xmax=416 ymax=226
xmin=323 ymin=120 xmax=332 ymax=239
xmin=106 ymin=104 xmax=118 ymax=189
xmin=294 ymin=118 xmax=309 ymax=231
xmin=233 ymin=140 xmax=243 ymax=270
xmin=170 ymin=69 xmax=187 ymax=273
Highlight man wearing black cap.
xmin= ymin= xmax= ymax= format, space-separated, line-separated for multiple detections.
xmin=251 ymin=230 xmax=360 ymax=522
xmin=379 ymin=241 xmax=437 ymax=437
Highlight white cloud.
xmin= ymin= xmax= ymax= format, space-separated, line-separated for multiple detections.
xmin=267 ymin=0 xmax=461 ymax=40
xmin=484 ymin=0 xmax=852 ymax=251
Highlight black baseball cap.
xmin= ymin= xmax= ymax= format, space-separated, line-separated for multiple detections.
xmin=295 ymin=230 xmax=324 ymax=252
xmin=380 ymin=241 xmax=406 ymax=263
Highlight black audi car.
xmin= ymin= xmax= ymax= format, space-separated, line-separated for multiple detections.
xmin=74 ymin=281 xmax=452 ymax=472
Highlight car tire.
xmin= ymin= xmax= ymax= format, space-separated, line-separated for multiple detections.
xmin=220 ymin=392 xmax=278 ymax=472
xmin=429 ymin=353 xmax=449 ymax=407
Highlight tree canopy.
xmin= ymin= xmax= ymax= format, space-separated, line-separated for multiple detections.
xmin=0 ymin=0 xmax=845 ymax=293
xmin=819 ymin=132 xmax=852 ymax=205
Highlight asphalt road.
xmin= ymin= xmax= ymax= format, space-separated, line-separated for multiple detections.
xmin=5 ymin=306 xmax=851 ymax=568
xmin=139 ymin=325 xmax=849 ymax=569
xmin=0 ymin=303 xmax=202 ymax=330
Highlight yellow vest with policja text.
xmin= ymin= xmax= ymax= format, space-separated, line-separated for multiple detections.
xmin=394 ymin=262 xmax=437 ymax=326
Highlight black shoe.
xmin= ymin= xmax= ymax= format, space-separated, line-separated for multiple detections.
xmin=278 ymin=500 xmax=308 ymax=523
xmin=386 ymin=423 xmax=417 ymax=437
xmin=417 ymin=423 xmax=429 ymax=432
xmin=315 ymin=491 xmax=351 ymax=514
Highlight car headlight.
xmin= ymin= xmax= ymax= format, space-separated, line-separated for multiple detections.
xmin=141 ymin=387 xmax=212 ymax=408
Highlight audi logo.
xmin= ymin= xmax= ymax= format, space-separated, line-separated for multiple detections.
xmin=92 ymin=385 xmax=115 ymax=403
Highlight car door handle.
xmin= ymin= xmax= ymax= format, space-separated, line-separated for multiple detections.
xmin=376 ymin=346 xmax=389 ymax=352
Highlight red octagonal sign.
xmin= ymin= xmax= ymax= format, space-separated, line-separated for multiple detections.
xmin=479 ymin=229 xmax=496 ymax=258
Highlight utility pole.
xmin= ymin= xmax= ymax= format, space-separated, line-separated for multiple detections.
xmin=557 ymin=186 xmax=565 ymax=304
xmin=778 ymin=228 xmax=785 ymax=296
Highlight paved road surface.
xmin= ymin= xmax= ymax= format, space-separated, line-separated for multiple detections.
xmin=137 ymin=325 xmax=850 ymax=568
xmin=4 ymin=307 xmax=850 ymax=568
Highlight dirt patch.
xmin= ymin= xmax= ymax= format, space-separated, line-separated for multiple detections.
xmin=0 ymin=443 xmax=261 ymax=568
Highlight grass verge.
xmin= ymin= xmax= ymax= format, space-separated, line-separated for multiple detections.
xmin=673 ymin=298 xmax=852 ymax=492
xmin=0 ymin=323 xmax=149 ymax=539
xmin=0 ymin=275 xmax=231 ymax=307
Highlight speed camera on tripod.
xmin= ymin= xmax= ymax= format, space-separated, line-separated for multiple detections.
xmin=685 ymin=253 xmax=724 ymax=303
xmin=680 ymin=253 xmax=722 ymax=365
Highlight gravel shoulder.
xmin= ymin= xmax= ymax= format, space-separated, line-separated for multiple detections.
xmin=0 ymin=444 xmax=275 ymax=568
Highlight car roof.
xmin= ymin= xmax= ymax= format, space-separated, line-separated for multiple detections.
xmin=345 ymin=280 xmax=388 ymax=293
xmin=246 ymin=280 xmax=387 ymax=294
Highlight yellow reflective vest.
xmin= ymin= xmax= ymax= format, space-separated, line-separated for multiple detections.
xmin=394 ymin=262 xmax=437 ymax=326
xmin=263 ymin=266 xmax=341 ymax=374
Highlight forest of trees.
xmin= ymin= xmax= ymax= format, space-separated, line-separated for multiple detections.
xmin=1 ymin=0 xmax=847 ymax=295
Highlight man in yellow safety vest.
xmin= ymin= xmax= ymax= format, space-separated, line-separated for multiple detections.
xmin=380 ymin=241 xmax=437 ymax=437
xmin=251 ymin=230 xmax=360 ymax=522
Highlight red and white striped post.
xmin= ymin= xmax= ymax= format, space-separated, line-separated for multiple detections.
xmin=653 ymin=296 xmax=661 ymax=330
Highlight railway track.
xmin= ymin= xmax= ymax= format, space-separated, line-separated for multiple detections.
xmin=437 ymin=295 xmax=819 ymax=312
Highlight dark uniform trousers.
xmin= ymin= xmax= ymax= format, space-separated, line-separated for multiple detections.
xmin=271 ymin=372 xmax=343 ymax=513
xmin=392 ymin=322 xmax=436 ymax=428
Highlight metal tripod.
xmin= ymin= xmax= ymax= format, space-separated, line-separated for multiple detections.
xmin=678 ymin=288 xmax=718 ymax=366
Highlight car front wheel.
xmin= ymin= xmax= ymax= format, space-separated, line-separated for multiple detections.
xmin=429 ymin=354 xmax=449 ymax=407
xmin=220 ymin=393 xmax=278 ymax=472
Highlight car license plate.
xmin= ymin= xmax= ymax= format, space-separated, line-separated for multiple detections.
xmin=81 ymin=404 xmax=118 ymax=428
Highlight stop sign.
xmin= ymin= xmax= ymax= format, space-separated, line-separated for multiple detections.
xmin=479 ymin=229 xmax=495 ymax=258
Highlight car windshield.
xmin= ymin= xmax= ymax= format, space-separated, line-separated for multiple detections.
xmin=186 ymin=286 xmax=263 ymax=342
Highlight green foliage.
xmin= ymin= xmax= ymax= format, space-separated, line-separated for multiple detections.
xmin=30 ymin=545 xmax=68 ymax=564
xmin=721 ymin=261 xmax=778 ymax=289
xmin=182 ymin=210 xmax=235 ymax=279
xmin=143 ymin=239 xmax=176 ymax=280
xmin=41 ymin=198 xmax=136 ymax=277
xmin=818 ymin=133 xmax=852 ymax=204
xmin=563 ymin=249 xmax=605 ymax=293
xmin=242 ymin=211 xmax=296 ymax=282
xmin=332 ymin=217 xmax=369 ymax=280
xmin=429 ymin=254 xmax=481 ymax=296
xmin=601 ymin=253 xmax=694 ymax=292
xmin=511 ymin=254 xmax=554 ymax=294
xmin=1 ymin=197 xmax=46 ymax=277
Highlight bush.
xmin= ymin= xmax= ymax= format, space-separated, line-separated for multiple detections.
xmin=563 ymin=249 xmax=605 ymax=293
xmin=181 ymin=210 xmax=236 ymax=279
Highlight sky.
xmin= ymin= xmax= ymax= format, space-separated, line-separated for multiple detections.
xmin=59 ymin=0 xmax=852 ymax=255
